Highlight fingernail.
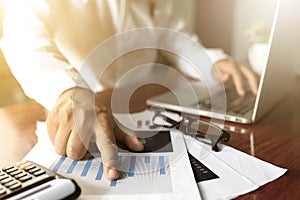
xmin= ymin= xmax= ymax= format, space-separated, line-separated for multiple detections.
xmin=136 ymin=138 xmax=144 ymax=145
xmin=108 ymin=168 xmax=119 ymax=179
xmin=136 ymin=138 xmax=145 ymax=150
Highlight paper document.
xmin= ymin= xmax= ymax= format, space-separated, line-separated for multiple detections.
xmin=24 ymin=122 xmax=201 ymax=200
xmin=116 ymin=110 xmax=287 ymax=199
xmin=24 ymin=110 xmax=287 ymax=200
xmin=185 ymin=135 xmax=286 ymax=199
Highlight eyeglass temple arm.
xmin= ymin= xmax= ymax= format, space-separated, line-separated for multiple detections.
xmin=211 ymin=130 xmax=231 ymax=152
xmin=152 ymin=112 xmax=181 ymax=128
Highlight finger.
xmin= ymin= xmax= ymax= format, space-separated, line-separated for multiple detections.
xmin=221 ymin=73 xmax=230 ymax=82
xmin=96 ymin=133 xmax=119 ymax=180
xmin=46 ymin=113 xmax=59 ymax=144
xmin=114 ymin=125 xmax=144 ymax=152
xmin=66 ymin=129 xmax=88 ymax=160
xmin=95 ymin=112 xmax=119 ymax=180
xmin=240 ymin=65 xmax=259 ymax=95
xmin=215 ymin=60 xmax=245 ymax=95
xmin=229 ymin=66 xmax=246 ymax=96
xmin=54 ymin=125 xmax=72 ymax=156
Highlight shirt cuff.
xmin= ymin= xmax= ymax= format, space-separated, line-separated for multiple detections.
xmin=205 ymin=48 xmax=229 ymax=63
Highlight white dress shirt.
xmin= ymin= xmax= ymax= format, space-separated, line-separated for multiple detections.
xmin=1 ymin=0 xmax=228 ymax=110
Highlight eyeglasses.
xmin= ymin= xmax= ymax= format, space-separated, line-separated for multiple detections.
xmin=149 ymin=110 xmax=231 ymax=152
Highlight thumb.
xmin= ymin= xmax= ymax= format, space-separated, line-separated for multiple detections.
xmin=94 ymin=110 xmax=120 ymax=180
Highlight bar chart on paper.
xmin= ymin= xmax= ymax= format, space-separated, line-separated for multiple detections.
xmin=24 ymin=121 xmax=202 ymax=199
xmin=51 ymin=154 xmax=173 ymax=195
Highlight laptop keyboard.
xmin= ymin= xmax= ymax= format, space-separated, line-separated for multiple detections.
xmin=198 ymin=83 xmax=256 ymax=115
xmin=226 ymin=90 xmax=256 ymax=115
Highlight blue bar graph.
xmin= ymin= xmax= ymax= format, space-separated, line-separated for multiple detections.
xmin=128 ymin=156 xmax=136 ymax=177
xmin=81 ymin=156 xmax=93 ymax=177
xmin=145 ymin=156 xmax=150 ymax=164
xmin=53 ymin=156 xmax=66 ymax=172
xmin=52 ymin=155 xmax=169 ymax=188
xmin=110 ymin=180 xmax=117 ymax=187
xmin=67 ymin=160 xmax=78 ymax=174
xmin=96 ymin=162 xmax=104 ymax=180
xmin=159 ymin=156 xmax=166 ymax=175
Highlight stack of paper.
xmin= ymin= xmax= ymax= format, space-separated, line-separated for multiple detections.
xmin=114 ymin=110 xmax=287 ymax=199
xmin=23 ymin=110 xmax=287 ymax=200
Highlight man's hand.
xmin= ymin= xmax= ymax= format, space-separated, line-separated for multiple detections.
xmin=46 ymin=87 xmax=144 ymax=180
xmin=213 ymin=59 xmax=260 ymax=96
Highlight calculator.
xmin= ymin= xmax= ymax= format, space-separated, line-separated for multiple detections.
xmin=0 ymin=160 xmax=81 ymax=200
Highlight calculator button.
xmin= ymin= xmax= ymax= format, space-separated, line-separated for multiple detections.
xmin=24 ymin=165 xmax=35 ymax=171
xmin=0 ymin=175 xmax=8 ymax=181
xmin=9 ymin=183 xmax=21 ymax=191
xmin=14 ymin=172 xmax=27 ymax=179
xmin=5 ymin=167 xmax=18 ymax=174
xmin=18 ymin=175 xmax=32 ymax=182
xmin=0 ymin=188 xmax=6 ymax=195
xmin=28 ymin=167 xmax=40 ymax=174
xmin=2 ymin=166 xmax=14 ymax=172
xmin=0 ymin=178 xmax=13 ymax=184
xmin=33 ymin=170 xmax=46 ymax=177
xmin=4 ymin=180 xmax=18 ymax=187
xmin=10 ymin=169 xmax=22 ymax=176
xmin=19 ymin=162 xmax=32 ymax=170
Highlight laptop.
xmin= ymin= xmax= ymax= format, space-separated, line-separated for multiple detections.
xmin=147 ymin=0 xmax=300 ymax=124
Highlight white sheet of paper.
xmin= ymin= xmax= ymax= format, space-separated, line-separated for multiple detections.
xmin=24 ymin=122 xmax=201 ymax=200
xmin=184 ymin=135 xmax=287 ymax=200
xmin=115 ymin=110 xmax=287 ymax=200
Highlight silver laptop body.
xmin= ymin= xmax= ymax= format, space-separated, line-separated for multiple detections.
xmin=147 ymin=0 xmax=300 ymax=124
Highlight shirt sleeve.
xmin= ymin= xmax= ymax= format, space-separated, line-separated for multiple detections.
xmin=1 ymin=1 xmax=89 ymax=110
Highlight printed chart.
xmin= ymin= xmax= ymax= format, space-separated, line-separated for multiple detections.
xmin=25 ymin=121 xmax=202 ymax=199
xmin=51 ymin=154 xmax=173 ymax=195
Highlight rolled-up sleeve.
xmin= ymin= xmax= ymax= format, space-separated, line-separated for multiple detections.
xmin=1 ymin=0 xmax=89 ymax=110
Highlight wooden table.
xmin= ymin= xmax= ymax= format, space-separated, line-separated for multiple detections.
xmin=0 ymin=82 xmax=299 ymax=200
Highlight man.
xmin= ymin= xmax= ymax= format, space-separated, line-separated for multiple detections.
xmin=1 ymin=0 xmax=258 ymax=180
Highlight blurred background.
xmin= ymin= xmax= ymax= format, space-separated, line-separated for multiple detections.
xmin=0 ymin=45 xmax=32 ymax=107
xmin=0 ymin=0 xmax=32 ymax=107
xmin=179 ymin=0 xmax=277 ymax=62
xmin=0 ymin=0 xmax=281 ymax=107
